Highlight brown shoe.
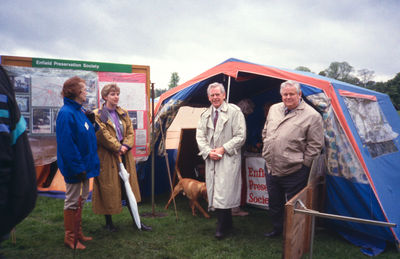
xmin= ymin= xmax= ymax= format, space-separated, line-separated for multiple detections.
xmin=264 ymin=230 xmax=282 ymax=238
xmin=231 ymin=207 xmax=249 ymax=216
xmin=78 ymin=228 xmax=93 ymax=242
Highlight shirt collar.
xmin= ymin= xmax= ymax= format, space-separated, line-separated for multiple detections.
xmin=284 ymin=98 xmax=302 ymax=115
xmin=213 ymin=106 xmax=221 ymax=114
xmin=64 ymin=97 xmax=82 ymax=110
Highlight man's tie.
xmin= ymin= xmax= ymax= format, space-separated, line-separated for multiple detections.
xmin=213 ymin=110 xmax=218 ymax=128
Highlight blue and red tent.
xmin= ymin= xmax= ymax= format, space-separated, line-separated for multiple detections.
xmin=148 ymin=58 xmax=400 ymax=255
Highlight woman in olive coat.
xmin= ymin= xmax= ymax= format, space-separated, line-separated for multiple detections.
xmin=92 ymin=83 xmax=151 ymax=231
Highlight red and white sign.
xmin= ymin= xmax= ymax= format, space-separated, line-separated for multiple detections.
xmin=246 ymin=156 xmax=269 ymax=209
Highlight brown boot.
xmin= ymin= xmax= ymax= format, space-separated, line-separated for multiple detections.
xmin=64 ymin=210 xmax=86 ymax=250
xmin=77 ymin=209 xmax=92 ymax=242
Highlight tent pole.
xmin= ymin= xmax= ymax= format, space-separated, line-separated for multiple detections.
xmin=159 ymin=125 xmax=179 ymax=221
xmin=151 ymin=83 xmax=155 ymax=215
xmin=226 ymin=76 xmax=231 ymax=103
xmin=143 ymin=82 xmax=167 ymax=219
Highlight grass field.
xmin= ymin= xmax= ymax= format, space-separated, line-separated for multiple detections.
xmin=1 ymin=193 xmax=398 ymax=258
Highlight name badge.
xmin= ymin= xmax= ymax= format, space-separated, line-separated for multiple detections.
xmin=85 ymin=122 xmax=89 ymax=130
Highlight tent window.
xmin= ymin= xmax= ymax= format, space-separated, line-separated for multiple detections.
xmin=343 ymin=97 xmax=399 ymax=158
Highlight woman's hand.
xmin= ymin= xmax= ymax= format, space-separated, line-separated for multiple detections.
xmin=76 ymin=171 xmax=87 ymax=182
xmin=119 ymin=145 xmax=128 ymax=155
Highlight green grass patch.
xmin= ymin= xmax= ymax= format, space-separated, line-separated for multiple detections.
xmin=1 ymin=194 xmax=398 ymax=258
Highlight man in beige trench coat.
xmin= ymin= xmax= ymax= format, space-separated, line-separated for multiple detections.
xmin=196 ymin=82 xmax=246 ymax=239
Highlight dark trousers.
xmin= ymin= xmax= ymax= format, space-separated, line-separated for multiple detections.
xmin=266 ymin=166 xmax=310 ymax=232
xmin=216 ymin=209 xmax=232 ymax=233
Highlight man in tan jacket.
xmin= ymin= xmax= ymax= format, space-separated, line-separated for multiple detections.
xmin=262 ymin=80 xmax=324 ymax=237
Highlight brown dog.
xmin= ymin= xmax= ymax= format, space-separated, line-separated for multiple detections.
xmin=165 ymin=170 xmax=210 ymax=218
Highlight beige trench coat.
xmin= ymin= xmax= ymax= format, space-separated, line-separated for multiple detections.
xmin=196 ymin=102 xmax=246 ymax=210
xmin=262 ymin=100 xmax=324 ymax=176
xmin=92 ymin=106 xmax=141 ymax=215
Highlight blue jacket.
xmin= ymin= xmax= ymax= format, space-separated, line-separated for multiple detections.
xmin=56 ymin=97 xmax=100 ymax=183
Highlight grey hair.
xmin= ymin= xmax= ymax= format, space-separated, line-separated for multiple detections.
xmin=280 ymin=80 xmax=301 ymax=94
xmin=207 ymin=82 xmax=226 ymax=96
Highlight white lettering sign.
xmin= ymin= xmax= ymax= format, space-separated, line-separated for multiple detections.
xmin=246 ymin=156 xmax=269 ymax=209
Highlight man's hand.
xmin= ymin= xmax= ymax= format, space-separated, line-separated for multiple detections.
xmin=209 ymin=147 xmax=225 ymax=160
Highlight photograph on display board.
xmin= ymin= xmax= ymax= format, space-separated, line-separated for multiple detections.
xmin=31 ymin=75 xmax=67 ymax=107
xmin=23 ymin=115 xmax=30 ymax=133
xmin=83 ymin=95 xmax=97 ymax=111
xmin=11 ymin=75 xmax=30 ymax=93
xmin=84 ymin=79 xmax=98 ymax=110
xmin=32 ymin=108 xmax=51 ymax=134
xmin=128 ymin=110 xmax=138 ymax=129
xmin=87 ymin=78 xmax=96 ymax=94
xmin=135 ymin=129 xmax=147 ymax=146
xmin=16 ymin=95 xmax=30 ymax=113
xmin=136 ymin=146 xmax=147 ymax=155
xmin=52 ymin=108 xmax=59 ymax=133
xmin=136 ymin=110 xmax=144 ymax=129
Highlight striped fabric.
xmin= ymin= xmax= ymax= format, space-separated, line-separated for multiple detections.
xmin=0 ymin=93 xmax=27 ymax=144
xmin=0 ymin=93 xmax=10 ymax=133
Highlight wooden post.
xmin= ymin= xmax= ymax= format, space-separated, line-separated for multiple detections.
xmin=283 ymin=176 xmax=325 ymax=259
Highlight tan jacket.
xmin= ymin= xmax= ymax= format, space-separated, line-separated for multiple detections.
xmin=196 ymin=102 xmax=246 ymax=209
xmin=262 ymin=100 xmax=324 ymax=176
xmin=92 ymin=106 xmax=141 ymax=215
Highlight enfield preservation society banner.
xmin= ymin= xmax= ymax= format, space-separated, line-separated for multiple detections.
xmin=246 ymin=157 xmax=269 ymax=209
xmin=33 ymin=58 xmax=132 ymax=73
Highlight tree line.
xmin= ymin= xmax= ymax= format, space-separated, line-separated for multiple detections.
xmin=296 ymin=62 xmax=400 ymax=110
xmin=154 ymin=72 xmax=180 ymax=98
xmin=157 ymin=64 xmax=400 ymax=110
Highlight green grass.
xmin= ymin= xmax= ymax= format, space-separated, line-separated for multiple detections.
xmin=1 ymin=194 xmax=398 ymax=258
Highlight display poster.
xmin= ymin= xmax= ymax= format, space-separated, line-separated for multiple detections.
xmin=246 ymin=156 xmax=269 ymax=209
xmin=4 ymin=63 xmax=149 ymax=161
xmin=4 ymin=66 xmax=98 ymax=136
xmin=98 ymin=72 xmax=148 ymax=157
